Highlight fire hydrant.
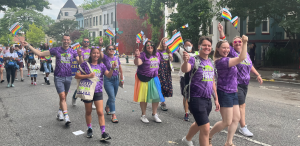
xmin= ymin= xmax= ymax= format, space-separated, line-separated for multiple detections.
xmin=126 ymin=55 xmax=129 ymax=63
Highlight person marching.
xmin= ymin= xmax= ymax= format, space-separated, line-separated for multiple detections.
xmin=103 ymin=44 xmax=124 ymax=123
xmin=157 ymin=37 xmax=173 ymax=111
xmin=29 ymin=59 xmax=39 ymax=85
xmin=218 ymin=23 xmax=263 ymax=137
xmin=75 ymin=47 xmax=115 ymax=141
xmin=26 ymin=47 xmax=35 ymax=77
xmin=14 ymin=45 xmax=25 ymax=82
xmin=21 ymin=34 xmax=83 ymax=126
xmin=209 ymin=35 xmax=248 ymax=146
xmin=3 ymin=47 xmax=19 ymax=87
xmin=40 ymin=43 xmax=52 ymax=85
xmin=133 ymin=41 xmax=165 ymax=123
xmin=0 ymin=47 xmax=5 ymax=83
xmin=181 ymin=36 xmax=220 ymax=146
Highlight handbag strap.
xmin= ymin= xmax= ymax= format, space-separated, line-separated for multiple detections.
xmin=78 ymin=65 xmax=87 ymax=75
xmin=86 ymin=62 xmax=94 ymax=73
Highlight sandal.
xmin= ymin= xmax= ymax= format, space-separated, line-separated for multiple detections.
xmin=112 ymin=117 xmax=119 ymax=123
xmin=105 ymin=107 xmax=111 ymax=115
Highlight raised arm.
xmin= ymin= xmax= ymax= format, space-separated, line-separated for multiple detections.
xmin=134 ymin=49 xmax=143 ymax=66
xmin=218 ymin=22 xmax=226 ymax=40
xmin=75 ymin=48 xmax=83 ymax=65
xmin=21 ymin=41 xmax=50 ymax=57
xmin=228 ymin=35 xmax=248 ymax=68
xmin=104 ymin=61 xmax=117 ymax=78
xmin=181 ymin=51 xmax=191 ymax=73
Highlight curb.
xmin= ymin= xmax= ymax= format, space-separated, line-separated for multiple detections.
xmin=250 ymin=76 xmax=300 ymax=83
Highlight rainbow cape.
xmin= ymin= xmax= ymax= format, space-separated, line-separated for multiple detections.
xmin=71 ymin=43 xmax=80 ymax=50
xmin=9 ymin=22 xmax=22 ymax=36
xmin=231 ymin=16 xmax=238 ymax=29
xmin=181 ymin=23 xmax=188 ymax=28
xmin=165 ymin=31 xmax=183 ymax=54
xmin=105 ymin=27 xmax=116 ymax=38
xmin=136 ymin=31 xmax=144 ymax=41
xmin=222 ymin=8 xmax=232 ymax=21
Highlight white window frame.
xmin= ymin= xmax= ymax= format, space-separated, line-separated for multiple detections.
xmin=261 ymin=18 xmax=269 ymax=33
xmin=284 ymin=12 xmax=297 ymax=39
xmin=246 ymin=16 xmax=255 ymax=34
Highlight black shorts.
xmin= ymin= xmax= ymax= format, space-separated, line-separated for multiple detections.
xmin=82 ymin=92 xmax=103 ymax=103
xmin=237 ymin=84 xmax=248 ymax=105
xmin=217 ymin=89 xmax=238 ymax=107
xmin=188 ymin=97 xmax=212 ymax=126
xmin=28 ymin=59 xmax=34 ymax=64
xmin=180 ymin=76 xmax=185 ymax=97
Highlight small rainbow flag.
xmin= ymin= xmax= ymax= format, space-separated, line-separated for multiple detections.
xmin=222 ymin=8 xmax=232 ymax=21
xmin=136 ymin=31 xmax=144 ymax=41
xmin=143 ymin=38 xmax=148 ymax=45
xmin=71 ymin=43 xmax=80 ymax=50
xmin=181 ymin=23 xmax=188 ymax=28
xmin=115 ymin=43 xmax=119 ymax=47
xmin=231 ymin=16 xmax=238 ymax=29
xmin=105 ymin=27 xmax=116 ymax=38
xmin=166 ymin=31 xmax=183 ymax=54
xmin=9 ymin=22 xmax=22 ymax=36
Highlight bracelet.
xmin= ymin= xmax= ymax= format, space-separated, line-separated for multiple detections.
xmin=120 ymin=80 xmax=124 ymax=82
xmin=257 ymin=74 xmax=261 ymax=77
xmin=220 ymin=36 xmax=226 ymax=40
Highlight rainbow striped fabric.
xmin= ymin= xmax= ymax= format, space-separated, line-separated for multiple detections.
xmin=231 ymin=16 xmax=238 ymax=29
xmin=71 ymin=43 xmax=80 ymax=50
xmin=181 ymin=23 xmax=188 ymax=28
xmin=136 ymin=31 xmax=144 ymax=41
xmin=143 ymin=38 xmax=148 ymax=45
xmin=165 ymin=31 xmax=183 ymax=54
xmin=105 ymin=27 xmax=116 ymax=38
xmin=9 ymin=22 xmax=22 ymax=36
xmin=222 ymin=8 xmax=232 ymax=21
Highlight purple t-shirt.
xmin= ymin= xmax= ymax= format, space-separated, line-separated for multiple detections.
xmin=158 ymin=50 xmax=170 ymax=62
xmin=79 ymin=62 xmax=107 ymax=93
xmin=137 ymin=52 xmax=161 ymax=78
xmin=228 ymin=46 xmax=253 ymax=85
xmin=50 ymin=47 xmax=78 ymax=77
xmin=81 ymin=48 xmax=91 ymax=62
xmin=188 ymin=56 xmax=214 ymax=98
xmin=215 ymin=57 xmax=238 ymax=93
xmin=103 ymin=54 xmax=121 ymax=77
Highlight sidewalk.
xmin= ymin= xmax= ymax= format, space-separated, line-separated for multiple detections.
xmin=119 ymin=57 xmax=300 ymax=83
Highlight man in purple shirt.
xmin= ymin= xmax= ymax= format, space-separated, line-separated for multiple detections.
xmin=21 ymin=34 xmax=83 ymax=126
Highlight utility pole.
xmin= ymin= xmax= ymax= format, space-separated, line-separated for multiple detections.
xmin=115 ymin=0 xmax=117 ymax=45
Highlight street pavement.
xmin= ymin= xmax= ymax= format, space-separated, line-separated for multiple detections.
xmin=0 ymin=58 xmax=300 ymax=146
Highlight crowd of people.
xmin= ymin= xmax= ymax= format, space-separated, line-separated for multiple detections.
xmin=0 ymin=22 xmax=263 ymax=145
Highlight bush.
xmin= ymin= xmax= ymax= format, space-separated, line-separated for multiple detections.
xmin=265 ymin=47 xmax=298 ymax=66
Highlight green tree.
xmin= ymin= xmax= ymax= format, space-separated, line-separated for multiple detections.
xmin=74 ymin=30 xmax=90 ymax=45
xmin=80 ymin=0 xmax=137 ymax=10
xmin=93 ymin=36 xmax=110 ymax=46
xmin=46 ymin=19 xmax=78 ymax=44
xmin=0 ymin=34 xmax=14 ymax=46
xmin=26 ymin=23 xmax=45 ymax=47
xmin=0 ymin=0 xmax=50 ymax=11
xmin=166 ymin=0 xmax=213 ymax=47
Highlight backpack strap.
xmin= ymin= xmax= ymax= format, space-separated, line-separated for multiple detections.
xmin=187 ymin=55 xmax=201 ymax=102
xmin=208 ymin=57 xmax=218 ymax=99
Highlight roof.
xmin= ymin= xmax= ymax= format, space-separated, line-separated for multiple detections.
xmin=62 ymin=0 xmax=77 ymax=9
xmin=57 ymin=10 xmax=61 ymax=19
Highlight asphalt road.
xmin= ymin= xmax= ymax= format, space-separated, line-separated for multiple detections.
xmin=0 ymin=64 xmax=299 ymax=146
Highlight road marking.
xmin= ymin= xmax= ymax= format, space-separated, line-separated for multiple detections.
xmin=210 ymin=126 xmax=272 ymax=146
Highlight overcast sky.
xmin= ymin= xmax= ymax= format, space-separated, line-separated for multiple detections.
xmin=0 ymin=0 xmax=84 ymax=20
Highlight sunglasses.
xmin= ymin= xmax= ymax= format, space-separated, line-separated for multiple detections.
xmin=108 ymin=48 xmax=115 ymax=50
xmin=84 ymin=41 xmax=89 ymax=43
xmin=146 ymin=44 xmax=154 ymax=47
xmin=234 ymin=41 xmax=241 ymax=44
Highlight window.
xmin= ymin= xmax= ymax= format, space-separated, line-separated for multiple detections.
xmin=209 ymin=23 xmax=213 ymax=35
xmin=96 ymin=16 xmax=98 ymax=26
xmin=78 ymin=21 xmax=80 ymax=28
xmin=82 ymin=20 xmax=83 ymax=28
xmin=285 ymin=13 xmax=297 ymax=39
xmin=111 ymin=12 xmax=113 ymax=24
xmin=247 ymin=14 xmax=255 ymax=33
xmin=93 ymin=32 xmax=96 ymax=38
xmin=104 ymin=15 xmax=106 ymax=25
xmin=224 ymin=22 xmax=228 ymax=35
xmin=99 ymin=31 xmax=102 ymax=36
xmin=107 ymin=14 xmax=109 ymax=25
xmin=86 ymin=19 xmax=88 ymax=27
xmin=93 ymin=17 xmax=95 ymax=26
xmin=261 ymin=18 xmax=269 ymax=33
xmin=100 ymin=15 xmax=102 ymax=25
xmin=90 ymin=18 xmax=92 ymax=27
xmin=65 ymin=12 xmax=68 ymax=16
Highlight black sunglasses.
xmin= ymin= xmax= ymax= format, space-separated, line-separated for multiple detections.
xmin=146 ymin=44 xmax=154 ymax=47
xmin=84 ymin=41 xmax=89 ymax=43
xmin=107 ymin=48 xmax=115 ymax=50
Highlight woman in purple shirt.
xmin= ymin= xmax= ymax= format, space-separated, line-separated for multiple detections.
xmin=209 ymin=35 xmax=248 ymax=146
xmin=133 ymin=41 xmax=165 ymax=123
xmin=218 ymin=23 xmax=263 ymax=137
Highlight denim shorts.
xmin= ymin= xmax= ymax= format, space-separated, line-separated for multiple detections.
xmin=217 ymin=89 xmax=238 ymax=107
xmin=82 ymin=92 xmax=103 ymax=103
xmin=43 ymin=62 xmax=52 ymax=73
xmin=188 ymin=97 xmax=212 ymax=126
xmin=54 ymin=76 xmax=72 ymax=94
xmin=31 ymin=74 xmax=37 ymax=78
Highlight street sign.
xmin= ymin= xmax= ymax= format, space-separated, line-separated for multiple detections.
xmin=116 ymin=28 xmax=119 ymax=31
xmin=117 ymin=31 xmax=123 ymax=34
xmin=49 ymin=40 xmax=53 ymax=43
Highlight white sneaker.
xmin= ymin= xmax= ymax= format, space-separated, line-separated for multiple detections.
xmin=140 ymin=115 xmax=149 ymax=123
xmin=92 ymin=103 xmax=96 ymax=109
xmin=239 ymin=125 xmax=253 ymax=137
xmin=72 ymin=98 xmax=77 ymax=106
xmin=57 ymin=111 xmax=64 ymax=121
xmin=152 ymin=114 xmax=162 ymax=123
xmin=15 ymin=78 xmax=18 ymax=81
xmin=182 ymin=136 xmax=194 ymax=146
xmin=65 ymin=115 xmax=71 ymax=126
xmin=43 ymin=72 xmax=45 ymax=75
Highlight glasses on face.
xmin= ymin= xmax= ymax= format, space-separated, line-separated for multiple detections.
xmin=108 ymin=48 xmax=115 ymax=50
xmin=84 ymin=41 xmax=89 ymax=43
xmin=146 ymin=44 xmax=153 ymax=47
xmin=234 ymin=41 xmax=241 ymax=44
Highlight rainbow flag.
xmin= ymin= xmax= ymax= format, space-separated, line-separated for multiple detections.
xmin=9 ymin=22 xmax=22 ymax=36
xmin=181 ymin=23 xmax=188 ymax=28
xmin=143 ymin=38 xmax=148 ymax=45
xmin=105 ymin=27 xmax=116 ymax=38
xmin=71 ymin=43 xmax=80 ymax=50
xmin=166 ymin=31 xmax=183 ymax=54
xmin=136 ymin=31 xmax=144 ymax=41
xmin=115 ymin=43 xmax=119 ymax=47
xmin=222 ymin=8 xmax=232 ymax=21
xmin=231 ymin=16 xmax=238 ymax=29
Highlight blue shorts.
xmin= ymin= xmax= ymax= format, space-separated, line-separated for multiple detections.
xmin=43 ymin=62 xmax=52 ymax=73
xmin=217 ymin=89 xmax=238 ymax=107
xmin=31 ymin=74 xmax=37 ymax=78
xmin=54 ymin=76 xmax=72 ymax=94
xmin=188 ymin=97 xmax=212 ymax=126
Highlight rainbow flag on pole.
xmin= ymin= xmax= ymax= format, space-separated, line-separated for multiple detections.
xmin=136 ymin=31 xmax=144 ymax=42
xmin=231 ymin=16 xmax=238 ymax=29
xmin=9 ymin=22 xmax=22 ymax=36
xmin=71 ymin=42 xmax=81 ymax=50
xmin=181 ymin=23 xmax=188 ymax=28
xmin=105 ymin=27 xmax=116 ymax=38
xmin=166 ymin=31 xmax=183 ymax=54
xmin=222 ymin=8 xmax=232 ymax=21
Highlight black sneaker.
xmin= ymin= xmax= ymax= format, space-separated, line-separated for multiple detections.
xmin=87 ymin=128 xmax=93 ymax=138
xmin=44 ymin=77 xmax=47 ymax=83
xmin=46 ymin=80 xmax=50 ymax=85
xmin=100 ymin=132 xmax=111 ymax=141
xmin=0 ymin=80 xmax=4 ymax=83
xmin=21 ymin=78 xmax=24 ymax=82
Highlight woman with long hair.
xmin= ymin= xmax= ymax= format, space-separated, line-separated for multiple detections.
xmin=157 ymin=37 xmax=173 ymax=111
xmin=75 ymin=47 xmax=116 ymax=141
xmin=133 ymin=41 xmax=165 ymax=123
xmin=209 ymin=35 xmax=248 ymax=146
xmin=3 ymin=47 xmax=19 ymax=87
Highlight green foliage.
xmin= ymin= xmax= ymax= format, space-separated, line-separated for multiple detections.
xmin=51 ymin=42 xmax=58 ymax=48
xmin=80 ymin=0 xmax=137 ymax=10
xmin=26 ymin=23 xmax=45 ymax=47
xmin=0 ymin=0 xmax=50 ymax=12
xmin=265 ymin=47 xmax=298 ymax=66
xmin=74 ymin=30 xmax=90 ymax=45
xmin=0 ymin=34 xmax=14 ymax=46
xmin=93 ymin=36 xmax=110 ymax=46
xmin=45 ymin=20 xmax=78 ymax=43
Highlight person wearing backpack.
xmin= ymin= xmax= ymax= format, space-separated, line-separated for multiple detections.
xmin=181 ymin=36 xmax=220 ymax=146
xmin=208 ymin=35 xmax=248 ymax=146
xmin=3 ymin=46 xmax=19 ymax=87
xmin=14 ymin=45 xmax=25 ymax=82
